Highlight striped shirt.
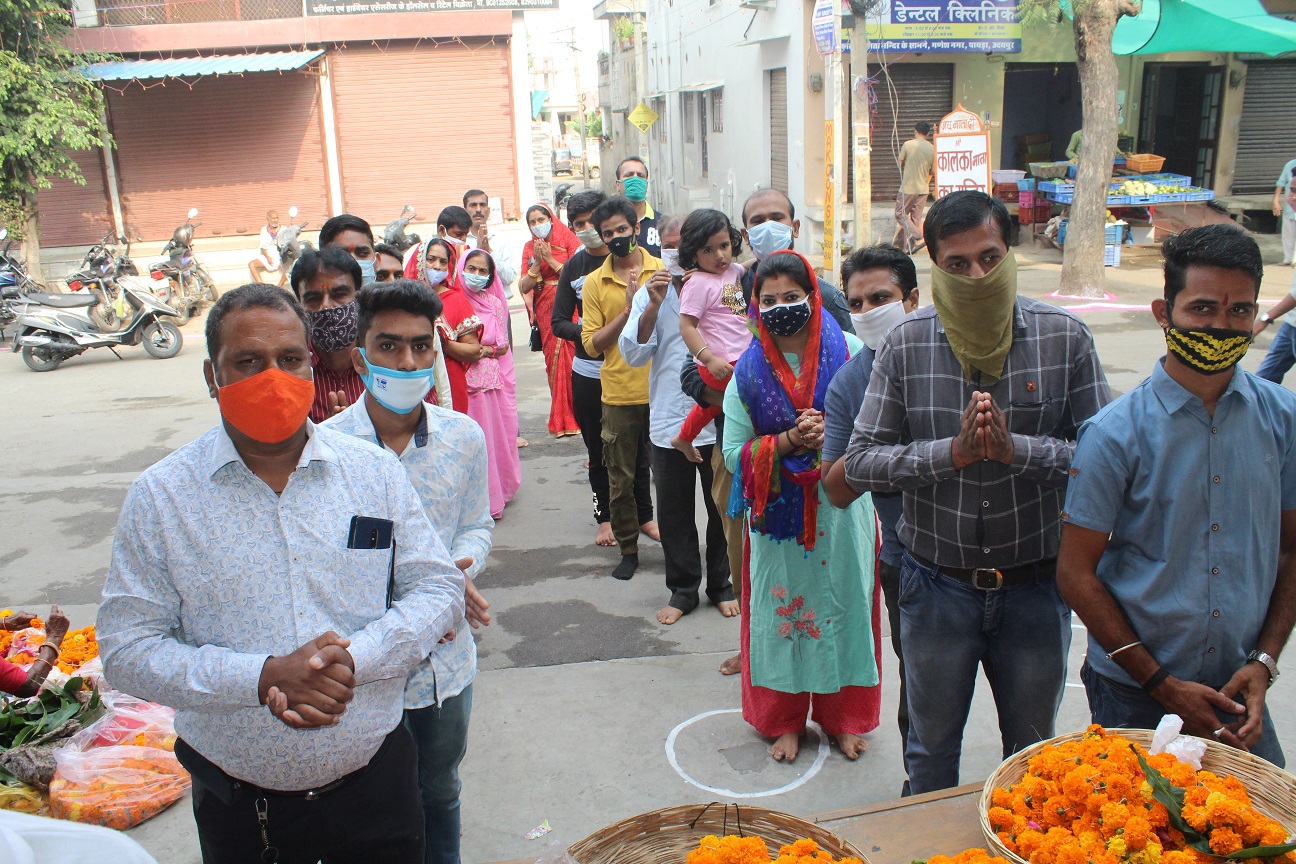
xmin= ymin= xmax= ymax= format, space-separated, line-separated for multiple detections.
xmin=842 ymin=296 xmax=1111 ymax=569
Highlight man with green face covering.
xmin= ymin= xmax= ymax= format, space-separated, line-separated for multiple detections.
xmin=840 ymin=190 xmax=1111 ymax=795
xmin=614 ymin=157 xmax=660 ymax=258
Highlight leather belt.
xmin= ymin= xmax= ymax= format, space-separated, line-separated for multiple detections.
xmin=911 ymin=553 xmax=1056 ymax=590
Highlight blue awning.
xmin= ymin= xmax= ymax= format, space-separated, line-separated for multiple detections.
xmin=87 ymin=50 xmax=325 ymax=82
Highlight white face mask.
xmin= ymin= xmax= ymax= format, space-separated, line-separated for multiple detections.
xmin=850 ymin=300 xmax=910 ymax=351
xmin=531 ymin=221 xmax=552 ymax=240
xmin=660 ymin=248 xmax=685 ymax=277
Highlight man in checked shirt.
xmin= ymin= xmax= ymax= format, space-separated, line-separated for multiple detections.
xmin=838 ymin=191 xmax=1111 ymax=794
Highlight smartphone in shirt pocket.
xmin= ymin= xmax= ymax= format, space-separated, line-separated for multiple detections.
xmin=347 ymin=516 xmax=396 ymax=608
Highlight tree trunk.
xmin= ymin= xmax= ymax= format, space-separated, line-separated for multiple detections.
xmin=23 ymin=207 xmax=42 ymax=287
xmin=1062 ymin=0 xmax=1139 ymax=298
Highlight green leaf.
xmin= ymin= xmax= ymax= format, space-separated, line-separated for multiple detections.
xmin=1130 ymin=744 xmax=1211 ymax=848
xmin=1224 ymin=843 xmax=1296 ymax=859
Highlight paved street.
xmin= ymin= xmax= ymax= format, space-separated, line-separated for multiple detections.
xmin=1 ymin=243 xmax=1294 ymax=862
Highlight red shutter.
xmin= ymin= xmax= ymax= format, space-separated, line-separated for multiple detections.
xmin=106 ymin=71 xmax=329 ymax=241
xmin=36 ymin=150 xmax=114 ymax=247
xmin=329 ymin=41 xmax=519 ymax=223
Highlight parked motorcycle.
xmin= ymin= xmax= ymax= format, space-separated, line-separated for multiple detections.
xmin=11 ymin=281 xmax=183 ymax=372
xmin=147 ymin=208 xmax=216 ymax=326
xmin=0 ymin=228 xmax=49 ymax=299
xmin=383 ymin=205 xmax=421 ymax=253
xmin=275 ymin=206 xmax=313 ymax=279
xmin=65 ymin=231 xmax=152 ymax=334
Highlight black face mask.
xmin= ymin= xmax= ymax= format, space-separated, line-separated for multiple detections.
xmin=607 ymin=234 xmax=637 ymax=259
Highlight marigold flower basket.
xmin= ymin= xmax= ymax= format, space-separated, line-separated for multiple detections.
xmin=977 ymin=728 xmax=1296 ymax=864
xmin=567 ymin=803 xmax=869 ymax=863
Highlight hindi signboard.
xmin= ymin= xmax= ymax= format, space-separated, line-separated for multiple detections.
xmin=823 ymin=120 xmax=836 ymax=273
xmin=864 ymin=0 xmax=1021 ymax=53
xmin=934 ymin=106 xmax=991 ymax=199
xmin=307 ymin=0 xmax=556 ymax=14
xmin=628 ymin=102 xmax=659 ymax=134
xmin=812 ymin=0 xmax=838 ymax=55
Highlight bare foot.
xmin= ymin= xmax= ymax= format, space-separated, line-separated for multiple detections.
xmin=517 ymin=437 xmax=530 ymax=448
xmin=657 ymin=606 xmax=685 ymax=625
xmin=716 ymin=600 xmax=739 ymax=618
xmin=718 ymin=654 xmax=741 ymax=676
xmin=670 ymin=434 xmax=704 ymax=464
xmin=836 ymin=733 xmax=868 ymax=760
xmin=770 ymin=731 xmax=801 ymax=762
xmin=595 ymin=523 xmax=616 ymax=547
xmin=639 ymin=520 xmax=660 ymax=541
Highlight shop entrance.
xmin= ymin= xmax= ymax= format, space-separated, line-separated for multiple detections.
xmin=1001 ymin=63 xmax=1083 ymax=169
xmin=1138 ymin=63 xmax=1222 ymax=187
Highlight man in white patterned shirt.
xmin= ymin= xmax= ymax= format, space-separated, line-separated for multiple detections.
xmin=841 ymin=192 xmax=1110 ymax=795
xmin=324 ymin=280 xmax=494 ymax=864
xmin=99 ymin=283 xmax=465 ymax=863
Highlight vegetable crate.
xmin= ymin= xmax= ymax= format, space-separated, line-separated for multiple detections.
xmin=1020 ymin=202 xmax=1054 ymax=224
xmin=1037 ymin=180 xmax=1072 ymax=193
xmin=1139 ymin=172 xmax=1192 ymax=186
xmin=1018 ymin=190 xmax=1035 ymax=210
xmin=1058 ymin=221 xmax=1127 ymax=246
xmin=1123 ymin=153 xmax=1166 ymax=173
xmin=1105 ymin=244 xmax=1121 ymax=267
xmin=1029 ymin=161 xmax=1070 ymax=180
xmin=992 ymin=183 xmax=1020 ymax=204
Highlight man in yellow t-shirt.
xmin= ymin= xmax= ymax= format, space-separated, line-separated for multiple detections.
xmin=893 ymin=122 xmax=935 ymax=254
xmin=582 ymin=196 xmax=669 ymax=581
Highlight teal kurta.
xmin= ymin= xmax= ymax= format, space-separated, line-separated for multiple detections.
xmin=722 ymin=341 xmax=878 ymax=695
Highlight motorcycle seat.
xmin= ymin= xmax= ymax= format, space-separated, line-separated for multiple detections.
xmin=29 ymin=292 xmax=97 ymax=308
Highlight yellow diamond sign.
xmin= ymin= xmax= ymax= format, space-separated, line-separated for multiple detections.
xmin=628 ymin=101 xmax=659 ymax=134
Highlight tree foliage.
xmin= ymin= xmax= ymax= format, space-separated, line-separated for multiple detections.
xmin=565 ymin=109 xmax=603 ymax=138
xmin=0 ymin=0 xmax=112 ymax=239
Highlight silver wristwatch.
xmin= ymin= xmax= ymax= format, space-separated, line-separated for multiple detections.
xmin=1246 ymin=650 xmax=1279 ymax=686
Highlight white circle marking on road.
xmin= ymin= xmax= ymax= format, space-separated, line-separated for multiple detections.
xmin=663 ymin=708 xmax=829 ymax=799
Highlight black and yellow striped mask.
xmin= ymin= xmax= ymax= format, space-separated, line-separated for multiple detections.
xmin=1165 ymin=326 xmax=1252 ymax=375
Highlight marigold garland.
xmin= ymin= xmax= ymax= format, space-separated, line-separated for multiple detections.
xmin=0 ymin=610 xmax=99 ymax=676
xmin=980 ymin=725 xmax=1295 ymax=864
xmin=685 ymin=834 xmax=866 ymax=864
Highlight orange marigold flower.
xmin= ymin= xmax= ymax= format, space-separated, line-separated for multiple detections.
xmin=1208 ymin=828 xmax=1243 ymax=856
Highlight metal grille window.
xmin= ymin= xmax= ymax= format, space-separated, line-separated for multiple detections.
xmin=652 ymin=97 xmax=667 ymax=143
xmin=709 ymin=88 xmax=723 ymax=132
xmin=95 ymin=0 xmax=298 ymax=26
xmin=683 ymin=92 xmax=696 ymax=143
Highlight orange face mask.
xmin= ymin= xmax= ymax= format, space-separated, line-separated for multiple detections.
xmin=216 ymin=367 xmax=316 ymax=443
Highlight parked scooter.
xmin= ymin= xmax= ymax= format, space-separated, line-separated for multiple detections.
xmin=147 ymin=208 xmax=216 ymax=326
xmin=275 ymin=206 xmax=313 ymax=278
xmin=65 ymin=231 xmax=153 ymax=334
xmin=11 ymin=281 xmax=183 ymax=372
xmin=0 ymin=228 xmax=49 ymax=299
xmin=383 ymin=205 xmax=421 ymax=253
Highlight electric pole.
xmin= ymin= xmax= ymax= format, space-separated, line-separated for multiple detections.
xmin=850 ymin=8 xmax=871 ymax=250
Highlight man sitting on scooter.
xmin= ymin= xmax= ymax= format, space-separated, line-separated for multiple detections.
xmin=249 ymin=210 xmax=284 ymax=286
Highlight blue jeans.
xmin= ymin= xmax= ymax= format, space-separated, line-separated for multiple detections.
xmin=1257 ymin=322 xmax=1296 ymax=384
xmin=404 ymin=684 xmax=473 ymax=864
xmin=1080 ymin=661 xmax=1285 ymax=768
xmin=899 ymin=552 xmax=1072 ymax=794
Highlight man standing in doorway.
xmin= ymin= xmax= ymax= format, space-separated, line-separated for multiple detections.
xmin=894 ymin=122 xmax=934 ymax=255
xmin=842 ymin=191 xmax=1110 ymax=794
xmin=248 ymin=210 xmax=284 ymax=285
xmin=614 ymin=158 xmax=661 ymax=258
xmin=463 ymin=190 xmax=519 ymax=288
xmin=582 ymin=196 xmax=664 ymax=582
xmin=621 ymin=216 xmax=735 ymax=624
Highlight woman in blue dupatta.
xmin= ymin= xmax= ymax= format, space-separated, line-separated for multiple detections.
xmin=723 ymin=251 xmax=880 ymax=763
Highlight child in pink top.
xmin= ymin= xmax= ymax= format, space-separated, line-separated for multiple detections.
xmin=675 ymin=209 xmax=752 ymax=463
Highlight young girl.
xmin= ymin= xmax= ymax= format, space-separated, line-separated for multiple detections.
xmin=674 ymin=208 xmax=750 ymax=463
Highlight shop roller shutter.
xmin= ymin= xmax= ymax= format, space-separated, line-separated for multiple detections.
xmin=107 ymin=71 xmax=329 ymax=242
xmin=867 ymin=63 xmax=952 ymax=201
xmin=329 ymin=41 xmax=519 ymax=223
xmin=769 ymin=68 xmax=788 ymax=193
xmin=1233 ymin=61 xmax=1296 ymax=196
xmin=36 ymin=149 xmax=114 ymax=247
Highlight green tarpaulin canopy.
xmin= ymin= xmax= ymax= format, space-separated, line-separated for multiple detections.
xmin=1110 ymin=0 xmax=1296 ymax=56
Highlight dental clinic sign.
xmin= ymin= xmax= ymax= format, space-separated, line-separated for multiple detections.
xmin=864 ymin=0 xmax=1021 ymax=53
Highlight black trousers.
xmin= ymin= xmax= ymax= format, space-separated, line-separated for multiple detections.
xmin=178 ymin=726 xmax=423 ymax=864
xmin=651 ymin=443 xmax=732 ymax=611
xmin=571 ymin=371 xmax=611 ymax=523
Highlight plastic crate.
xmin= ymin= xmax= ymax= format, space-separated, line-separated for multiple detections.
xmin=992 ymin=169 xmax=1026 ymax=184
xmin=1067 ymin=164 xmax=1077 ymax=179
xmin=1058 ymin=221 xmax=1129 ymax=246
xmin=1140 ymin=173 xmax=1192 ymax=186
xmin=1125 ymin=195 xmax=1158 ymax=206
xmin=1018 ymin=190 xmax=1035 ymax=209
xmin=993 ymin=183 xmax=1020 ymax=203
xmin=1016 ymin=178 xmax=1036 ymax=191
xmin=1038 ymin=180 xmax=1073 ymax=193
xmin=1186 ymin=189 xmax=1215 ymax=201
xmin=1047 ymin=190 xmax=1074 ymax=204
xmin=1021 ymin=201 xmax=1054 ymax=223
xmin=1105 ymin=244 xmax=1121 ymax=267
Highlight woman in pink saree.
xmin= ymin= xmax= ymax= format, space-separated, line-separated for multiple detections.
xmin=457 ymin=248 xmax=522 ymax=518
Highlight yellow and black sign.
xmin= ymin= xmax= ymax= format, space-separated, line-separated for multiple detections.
xmin=628 ymin=102 xmax=659 ymax=134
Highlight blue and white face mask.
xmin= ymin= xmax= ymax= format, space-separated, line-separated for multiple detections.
xmin=426 ymin=268 xmax=449 ymax=288
xmin=463 ymin=273 xmax=491 ymax=292
xmin=357 ymin=258 xmax=377 ymax=287
xmin=746 ymin=221 xmax=794 ymax=260
xmin=358 ymin=348 xmax=433 ymax=414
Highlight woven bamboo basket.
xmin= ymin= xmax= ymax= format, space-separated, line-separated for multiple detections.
xmin=567 ymin=803 xmax=869 ymax=864
xmin=977 ymin=729 xmax=1296 ymax=864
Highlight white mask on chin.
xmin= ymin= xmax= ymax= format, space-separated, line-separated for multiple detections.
xmin=851 ymin=300 xmax=910 ymax=350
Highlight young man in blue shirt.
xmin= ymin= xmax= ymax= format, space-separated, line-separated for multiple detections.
xmin=1058 ymin=225 xmax=1296 ymax=767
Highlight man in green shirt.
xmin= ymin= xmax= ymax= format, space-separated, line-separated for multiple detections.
xmin=893 ymin=122 xmax=934 ymax=254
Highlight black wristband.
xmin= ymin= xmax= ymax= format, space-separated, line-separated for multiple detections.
xmin=1141 ymin=666 xmax=1170 ymax=694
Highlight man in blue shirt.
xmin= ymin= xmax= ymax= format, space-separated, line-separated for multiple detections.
xmin=1058 ymin=225 xmax=1296 ymax=767
xmin=1273 ymin=158 xmax=1296 ymax=266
